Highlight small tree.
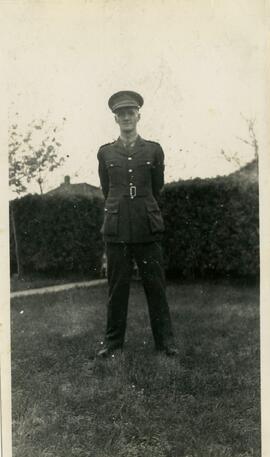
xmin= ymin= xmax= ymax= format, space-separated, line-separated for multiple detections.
xmin=236 ymin=116 xmax=259 ymax=160
xmin=9 ymin=115 xmax=66 ymax=277
xmin=221 ymin=116 xmax=259 ymax=168
xmin=9 ymin=116 xmax=66 ymax=195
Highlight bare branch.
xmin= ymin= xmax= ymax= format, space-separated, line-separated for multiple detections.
xmin=9 ymin=116 xmax=66 ymax=194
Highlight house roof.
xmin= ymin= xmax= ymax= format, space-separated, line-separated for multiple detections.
xmin=46 ymin=178 xmax=103 ymax=198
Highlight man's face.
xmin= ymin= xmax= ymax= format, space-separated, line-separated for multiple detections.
xmin=114 ymin=107 xmax=140 ymax=133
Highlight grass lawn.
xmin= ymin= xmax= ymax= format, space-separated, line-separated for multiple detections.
xmin=11 ymin=281 xmax=260 ymax=457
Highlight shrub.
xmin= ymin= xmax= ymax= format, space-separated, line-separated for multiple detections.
xmin=160 ymin=175 xmax=259 ymax=279
xmin=10 ymin=194 xmax=104 ymax=277
xmin=10 ymin=171 xmax=259 ymax=280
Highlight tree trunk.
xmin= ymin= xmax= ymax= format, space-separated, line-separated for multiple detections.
xmin=37 ymin=175 xmax=43 ymax=194
xmin=38 ymin=180 xmax=43 ymax=194
xmin=10 ymin=204 xmax=23 ymax=278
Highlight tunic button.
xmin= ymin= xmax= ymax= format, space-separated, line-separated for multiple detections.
xmin=129 ymin=183 xmax=133 ymax=186
xmin=128 ymin=157 xmax=132 ymax=160
xmin=128 ymin=169 xmax=133 ymax=172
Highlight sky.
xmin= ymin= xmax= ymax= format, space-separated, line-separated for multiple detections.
xmin=3 ymin=0 xmax=269 ymax=197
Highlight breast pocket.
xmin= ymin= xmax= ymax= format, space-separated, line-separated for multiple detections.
xmin=145 ymin=200 xmax=165 ymax=233
xmin=135 ymin=160 xmax=153 ymax=186
xmin=105 ymin=159 xmax=124 ymax=186
xmin=102 ymin=201 xmax=119 ymax=236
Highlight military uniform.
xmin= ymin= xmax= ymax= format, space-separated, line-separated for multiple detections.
xmin=97 ymin=136 xmax=175 ymax=351
xmin=97 ymin=91 xmax=176 ymax=355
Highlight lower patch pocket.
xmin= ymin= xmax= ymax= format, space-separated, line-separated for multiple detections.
xmin=145 ymin=201 xmax=165 ymax=233
xmin=102 ymin=202 xmax=119 ymax=236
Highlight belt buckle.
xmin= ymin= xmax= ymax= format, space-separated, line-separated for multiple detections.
xmin=130 ymin=185 xmax=136 ymax=198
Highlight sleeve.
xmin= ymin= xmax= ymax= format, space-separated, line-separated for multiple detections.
xmin=152 ymin=144 xmax=165 ymax=199
xmin=97 ymin=147 xmax=109 ymax=199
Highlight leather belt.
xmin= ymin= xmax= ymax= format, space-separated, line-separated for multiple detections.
xmin=108 ymin=186 xmax=152 ymax=199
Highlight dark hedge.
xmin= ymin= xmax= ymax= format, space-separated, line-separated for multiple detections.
xmin=10 ymin=175 xmax=259 ymax=280
xmin=10 ymin=194 xmax=104 ymax=278
xmin=160 ymin=176 xmax=259 ymax=279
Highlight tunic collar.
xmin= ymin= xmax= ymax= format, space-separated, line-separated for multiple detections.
xmin=114 ymin=135 xmax=146 ymax=150
xmin=119 ymin=133 xmax=138 ymax=148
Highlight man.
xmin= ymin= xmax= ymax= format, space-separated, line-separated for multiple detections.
xmin=97 ymin=90 xmax=178 ymax=357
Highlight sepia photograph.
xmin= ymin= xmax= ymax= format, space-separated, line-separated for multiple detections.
xmin=1 ymin=1 xmax=270 ymax=456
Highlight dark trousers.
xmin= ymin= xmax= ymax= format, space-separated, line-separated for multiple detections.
xmin=104 ymin=242 xmax=175 ymax=349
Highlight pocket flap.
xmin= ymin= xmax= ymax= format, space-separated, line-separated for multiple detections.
xmin=145 ymin=200 xmax=160 ymax=212
xmin=137 ymin=160 xmax=153 ymax=167
xmin=105 ymin=200 xmax=119 ymax=213
xmin=105 ymin=159 xmax=122 ymax=168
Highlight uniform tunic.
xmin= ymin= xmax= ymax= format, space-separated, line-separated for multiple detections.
xmin=97 ymin=135 xmax=165 ymax=243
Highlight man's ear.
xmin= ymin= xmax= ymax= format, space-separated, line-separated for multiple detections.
xmin=137 ymin=112 xmax=141 ymax=122
xmin=114 ymin=114 xmax=119 ymax=125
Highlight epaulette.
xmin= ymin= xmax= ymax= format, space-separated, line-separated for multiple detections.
xmin=99 ymin=140 xmax=116 ymax=149
xmin=144 ymin=139 xmax=160 ymax=146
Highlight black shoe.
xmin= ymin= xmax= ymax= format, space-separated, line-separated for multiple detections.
xmin=164 ymin=346 xmax=179 ymax=356
xmin=156 ymin=345 xmax=179 ymax=356
xmin=96 ymin=346 xmax=122 ymax=359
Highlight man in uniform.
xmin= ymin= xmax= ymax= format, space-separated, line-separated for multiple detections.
xmin=97 ymin=90 xmax=178 ymax=357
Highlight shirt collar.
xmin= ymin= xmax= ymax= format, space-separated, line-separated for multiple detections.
xmin=119 ymin=133 xmax=138 ymax=148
